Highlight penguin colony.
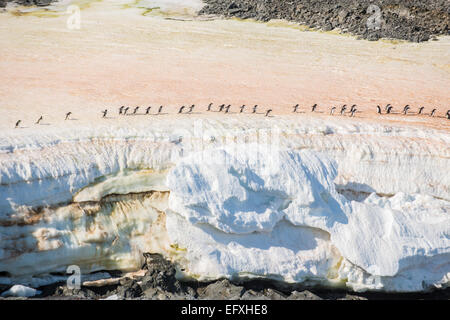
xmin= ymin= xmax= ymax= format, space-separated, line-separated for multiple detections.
xmin=13 ymin=103 xmax=450 ymax=128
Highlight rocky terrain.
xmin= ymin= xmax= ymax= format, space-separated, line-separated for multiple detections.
xmin=200 ymin=0 xmax=450 ymax=42
xmin=0 ymin=0 xmax=53 ymax=7
xmin=1 ymin=254 xmax=449 ymax=300
xmin=2 ymin=0 xmax=449 ymax=42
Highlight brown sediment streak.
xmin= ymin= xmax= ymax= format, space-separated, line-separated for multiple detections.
xmin=0 ymin=190 xmax=169 ymax=227
xmin=0 ymin=190 xmax=171 ymax=264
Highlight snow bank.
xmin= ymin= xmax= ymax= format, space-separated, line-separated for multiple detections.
xmin=166 ymin=145 xmax=450 ymax=292
xmin=1 ymin=284 xmax=41 ymax=297
xmin=0 ymin=117 xmax=449 ymax=292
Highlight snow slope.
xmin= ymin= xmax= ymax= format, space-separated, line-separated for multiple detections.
xmin=0 ymin=116 xmax=449 ymax=292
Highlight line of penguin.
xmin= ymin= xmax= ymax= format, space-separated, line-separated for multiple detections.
xmin=14 ymin=103 xmax=450 ymax=128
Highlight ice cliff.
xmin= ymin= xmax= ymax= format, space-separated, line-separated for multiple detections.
xmin=0 ymin=116 xmax=449 ymax=292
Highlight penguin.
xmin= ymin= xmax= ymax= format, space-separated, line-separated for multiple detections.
xmin=124 ymin=107 xmax=129 ymax=115
xmin=240 ymin=105 xmax=245 ymax=113
xmin=252 ymin=105 xmax=258 ymax=113
xmin=133 ymin=106 xmax=139 ymax=114
xmin=15 ymin=120 xmax=21 ymax=128
xmin=377 ymin=105 xmax=382 ymax=114
xmin=225 ymin=105 xmax=230 ymax=113
xmin=350 ymin=108 xmax=357 ymax=117
xmin=385 ymin=104 xmax=391 ymax=111
xmin=446 ymin=110 xmax=450 ymax=119
xmin=178 ymin=106 xmax=185 ymax=114
xmin=145 ymin=106 xmax=151 ymax=114
xmin=102 ymin=109 xmax=108 ymax=118
xmin=119 ymin=106 xmax=124 ymax=115
xmin=403 ymin=105 xmax=410 ymax=115
xmin=65 ymin=112 xmax=72 ymax=120
xmin=207 ymin=103 xmax=213 ymax=112
xmin=36 ymin=116 xmax=43 ymax=124
xmin=158 ymin=106 xmax=163 ymax=114
xmin=350 ymin=104 xmax=357 ymax=113
xmin=430 ymin=109 xmax=436 ymax=117
xmin=330 ymin=107 xmax=336 ymax=115
xmin=265 ymin=109 xmax=272 ymax=117
xmin=387 ymin=106 xmax=393 ymax=114
xmin=188 ymin=105 xmax=195 ymax=113
xmin=340 ymin=105 xmax=347 ymax=115
xmin=218 ymin=104 xmax=225 ymax=112
xmin=311 ymin=104 xmax=317 ymax=112
xmin=293 ymin=104 xmax=299 ymax=113
xmin=418 ymin=106 xmax=425 ymax=115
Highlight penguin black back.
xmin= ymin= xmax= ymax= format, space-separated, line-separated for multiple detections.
xmin=430 ymin=108 xmax=436 ymax=117
xmin=377 ymin=106 xmax=382 ymax=114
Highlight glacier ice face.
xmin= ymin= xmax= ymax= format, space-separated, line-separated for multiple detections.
xmin=165 ymin=144 xmax=450 ymax=291
xmin=0 ymin=117 xmax=449 ymax=292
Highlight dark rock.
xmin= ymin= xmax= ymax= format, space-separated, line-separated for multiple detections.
xmin=263 ymin=288 xmax=287 ymax=300
xmin=198 ymin=279 xmax=244 ymax=299
xmin=338 ymin=294 xmax=368 ymax=300
xmin=1 ymin=0 xmax=57 ymax=7
xmin=323 ymin=23 xmax=333 ymax=31
xmin=240 ymin=288 xmax=286 ymax=300
xmin=241 ymin=289 xmax=269 ymax=300
xmin=116 ymin=278 xmax=142 ymax=299
xmin=35 ymin=0 xmax=52 ymax=6
xmin=0 ymin=284 xmax=11 ymax=295
xmin=52 ymin=285 xmax=98 ymax=299
xmin=140 ymin=253 xmax=182 ymax=293
xmin=288 ymin=290 xmax=322 ymax=300
xmin=142 ymin=287 xmax=158 ymax=299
